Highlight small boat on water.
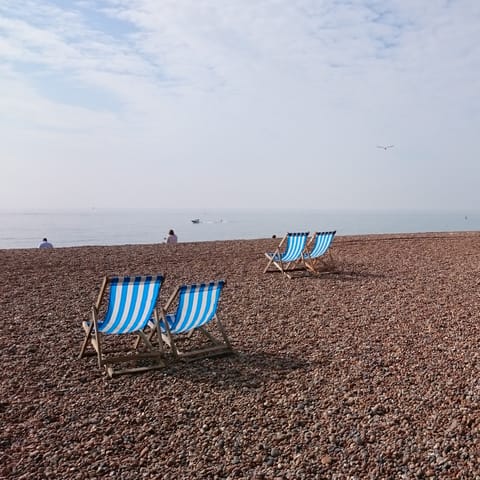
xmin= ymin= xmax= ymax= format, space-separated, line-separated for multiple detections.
xmin=191 ymin=218 xmax=200 ymax=224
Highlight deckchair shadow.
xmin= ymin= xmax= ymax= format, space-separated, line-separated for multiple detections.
xmin=264 ymin=232 xmax=309 ymax=279
xmin=79 ymin=275 xmax=165 ymax=378
xmin=161 ymin=351 xmax=319 ymax=390
xmin=155 ymin=280 xmax=233 ymax=361
xmin=303 ymin=263 xmax=386 ymax=281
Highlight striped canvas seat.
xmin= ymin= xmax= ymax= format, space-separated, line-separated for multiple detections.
xmin=80 ymin=275 xmax=165 ymax=377
xmin=303 ymin=231 xmax=336 ymax=273
xmin=98 ymin=276 xmax=163 ymax=334
xmin=159 ymin=280 xmax=232 ymax=360
xmin=264 ymin=232 xmax=309 ymax=279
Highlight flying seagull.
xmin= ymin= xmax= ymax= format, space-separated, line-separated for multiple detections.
xmin=377 ymin=145 xmax=394 ymax=150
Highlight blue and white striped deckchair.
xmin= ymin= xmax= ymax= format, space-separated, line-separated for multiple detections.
xmin=302 ymin=231 xmax=336 ymax=273
xmin=264 ymin=232 xmax=309 ymax=279
xmin=79 ymin=275 xmax=165 ymax=377
xmin=159 ymin=280 xmax=232 ymax=360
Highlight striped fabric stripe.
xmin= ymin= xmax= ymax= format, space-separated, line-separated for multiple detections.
xmin=162 ymin=281 xmax=225 ymax=334
xmin=98 ymin=275 xmax=163 ymax=334
xmin=304 ymin=231 xmax=336 ymax=259
xmin=269 ymin=232 xmax=309 ymax=262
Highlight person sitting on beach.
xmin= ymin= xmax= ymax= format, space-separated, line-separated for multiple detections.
xmin=39 ymin=238 xmax=54 ymax=249
xmin=166 ymin=229 xmax=178 ymax=244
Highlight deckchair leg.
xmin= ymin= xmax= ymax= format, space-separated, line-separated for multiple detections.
xmin=170 ymin=335 xmax=180 ymax=360
xmin=278 ymin=261 xmax=292 ymax=278
xmin=264 ymin=242 xmax=288 ymax=273
xmin=265 ymin=257 xmax=288 ymax=277
xmin=158 ymin=315 xmax=178 ymax=358
xmin=154 ymin=317 xmax=165 ymax=355
xmin=79 ymin=306 xmax=98 ymax=358
xmin=161 ymin=332 xmax=172 ymax=349
xmin=265 ymin=258 xmax=289 ymax=276
xmin=141 ymin=311 xmax=166 ymax=352
xmin=107 ymin=363 xmax=166 ymax=378
xmin=183 ymin=315 xmax=232 ymax=356
xmin=93 ymin=318 xmax=104 ymax=369
xmin=264 ymin=253 xmax=276 ymax=273
xmin=265 ymin=255 xmax=295 ymax=278
xmin=198 ymin=327 xmax=218 ymax=344
xmin=215 ymin=315 xmax=232 ymax=349
xmin=136 ymin=331 xmax=154 ymax=350
xmin=161 ymin=331 xmax=180 ymax=359
xmin=79 ymin=321 xmax=94 ymax=358
xmin=274 ymin=260 xmax=292 ymax=278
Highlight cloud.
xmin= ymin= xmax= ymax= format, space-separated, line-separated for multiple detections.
xmin=1 ymin=0 xmax=479 ymax=209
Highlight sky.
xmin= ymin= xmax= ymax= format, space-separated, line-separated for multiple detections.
xmin=1 ymin=0 xmax=479 ymax=211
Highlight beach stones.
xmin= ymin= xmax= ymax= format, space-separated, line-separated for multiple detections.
xmin=2 ymin=233 xmax=480 ymax=478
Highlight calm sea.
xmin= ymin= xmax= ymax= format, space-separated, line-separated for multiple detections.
xmin=0 ymin=209 xmax=478 ymax=249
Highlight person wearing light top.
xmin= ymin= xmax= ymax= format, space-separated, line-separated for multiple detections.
xmin=39 ymin=238 xmax=54 ymax=249
xmin=166 ymin=229 xmax=178 ymax=244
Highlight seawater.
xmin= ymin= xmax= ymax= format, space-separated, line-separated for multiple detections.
xmin=0 ymin=209 xmax=478 ymax=249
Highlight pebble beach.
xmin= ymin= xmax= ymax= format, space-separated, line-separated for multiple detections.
xmin=1 ymin=233 xmax=480 ymax=479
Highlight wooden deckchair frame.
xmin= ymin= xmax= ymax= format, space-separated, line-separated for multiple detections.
xmin=264 ymin=233 xmax=309 ymax=279
xmin=79 ymin=275 xmax=165 ymax=377
xmin=158 ymin=283 xmax=233 ymax=361
xmin=302 ymin=231 xmax=336 ymax=274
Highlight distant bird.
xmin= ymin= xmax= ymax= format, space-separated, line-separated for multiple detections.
xmin=377 ymin=145 xmax=394 ymax=150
